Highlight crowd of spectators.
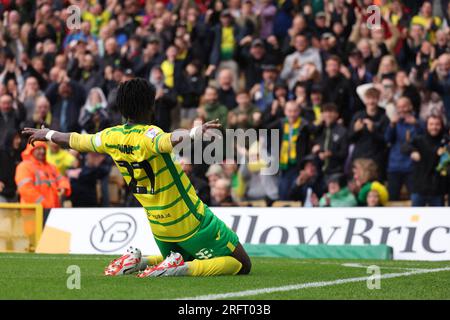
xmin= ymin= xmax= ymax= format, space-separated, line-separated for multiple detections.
xmin=0 ymin=0 xmax=449 ymax=209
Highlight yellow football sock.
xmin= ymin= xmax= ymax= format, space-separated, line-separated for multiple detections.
xmin=186 ymin=256 xmax=242 ymax=276
xmin=146 ymin=255 xmax=164 ymax=266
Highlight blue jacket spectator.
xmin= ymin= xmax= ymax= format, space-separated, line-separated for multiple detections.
xmin=45 ymin=80 xmax=86 ymax=133
xmin=384 ymin=97 xmax=423 ymax=200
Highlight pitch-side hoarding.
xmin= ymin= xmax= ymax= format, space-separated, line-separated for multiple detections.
xmin=37 ymin=207 xmax=450 ymax=260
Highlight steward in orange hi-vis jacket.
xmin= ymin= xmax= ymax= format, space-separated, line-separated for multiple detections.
xmin=15 ymin=141 xmax=71 ymax=209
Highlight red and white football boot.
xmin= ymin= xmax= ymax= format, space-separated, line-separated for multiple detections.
xmin=104 ymin=246 xmax=142 ymax=276
xmin=137 ymin=251 xmax=186 ymax=278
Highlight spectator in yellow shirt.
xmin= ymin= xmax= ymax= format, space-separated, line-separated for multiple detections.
xmin=81 ymin=0 xmax=118 ymax=36
xmin=46 ymin=142 xmax=77 ymax=175
xmin=411 ymin=1 xmax=442 ymax=43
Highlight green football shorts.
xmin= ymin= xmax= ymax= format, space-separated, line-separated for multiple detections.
xmin=154 ymin=205 xmax=240 ymax=261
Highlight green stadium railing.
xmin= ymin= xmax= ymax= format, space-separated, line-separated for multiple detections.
xmin=243 ymin=244 xmax=393 ymax=260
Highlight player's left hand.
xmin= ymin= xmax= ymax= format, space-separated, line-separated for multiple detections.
xmin=201 ymin=119 xmax=222 ymax=139
xmin=22 ymin=127 xmax=50 ymax=146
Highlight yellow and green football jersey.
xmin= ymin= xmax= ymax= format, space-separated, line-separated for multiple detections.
xmin=69 ymin=124 xmax=206 ymax=242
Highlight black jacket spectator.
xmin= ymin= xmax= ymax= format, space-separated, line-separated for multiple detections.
xmin=106 ymin=86 xmax=125 ymax=126
xmin=239 ymin=40 xmax=280 ymax=91
xmin=0 ymin=130 xmax=22 ymax=201
xmin=133 ymin=39 xmax=165 ymax=79
xmin=134 ymin=53 xmax=165 ymax=79
xmin=312 ymin=122 xmax=348 ymax=176
xmin=68 ymin=56 xmax=105 ymax=93
xmin=177 ymin=69 xmax=206 ymax=110
xmin=288 ymin=156 xmax=325 ymax=203
xmin=261 ymin=81 xmax=289 ymax=128
xmin=218 ymin=86 xmax=236 ymax=110
xmin=189 ymin=174 xmax=211 ymax=206
xmin=0 ymin=95 xmax=25 ymax=145
xmin=349 ymin=107 xmax=389 ymax=173
xmin=69 ymin=155 xmax=110 ymax=207
xmin=322 ymin=73 xmax=353 ymax=124
xmin=22 ymin=62 xmax=49 ymax=91
xmin=189 ymin=19 xmax=213 ymax=68
xmin=288 ymin=174 xmax=325 ymax=204
xmin=27 ymin=23 xmax=57 ymax=56
xmin=102 ymin=51 xmax=122 ymax=69
xmin=154 ymin=86 xmax=177 ymax=132
xmin=407 ymin=128 xmax=448 ymax=197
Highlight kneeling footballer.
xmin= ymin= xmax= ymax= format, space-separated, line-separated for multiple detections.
xmin=23 ymin=78 xmax=251 ymax=278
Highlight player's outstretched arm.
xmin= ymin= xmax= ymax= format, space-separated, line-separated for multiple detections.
xmin=22 ymin=119 xmax=222 ymax=153
xmin=22 ymin=127 xmax=71 ymax=149
xmin=22 ymin=127 xmax=100 ymax=154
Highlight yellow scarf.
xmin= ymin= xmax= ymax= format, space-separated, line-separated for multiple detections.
xmin=161 ymin=60 xmax=174 ymax=88
xmin=221 ymin=26 xmax=235 ymax=60
xmin=313 ymin=105 xmax=321 ymax=126
xmin=280 ymin=118 xmax=301 ymax=169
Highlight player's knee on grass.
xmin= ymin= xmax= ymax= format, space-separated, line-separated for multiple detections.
xmin=237 ymin=256 xmax=252 ymax=275
xmin=232 ymin=243 xmax=252 ymax=275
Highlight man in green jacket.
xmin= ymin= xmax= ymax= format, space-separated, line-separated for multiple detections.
xmin=200 ymin=86 xmax=228 ymax=129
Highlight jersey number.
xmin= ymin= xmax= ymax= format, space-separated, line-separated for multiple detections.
xmin=117 ymin=160 xmax=156 ymax=195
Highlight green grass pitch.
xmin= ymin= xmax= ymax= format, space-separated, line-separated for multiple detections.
xmin=0 ymin=253 xmax=449 ymax=299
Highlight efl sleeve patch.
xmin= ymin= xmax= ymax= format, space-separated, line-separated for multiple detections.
xmin=145 ymin=128 xmax=159 ymax=140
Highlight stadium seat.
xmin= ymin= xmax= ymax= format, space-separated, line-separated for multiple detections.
xmin=271 ymin=201 xmax=302 ymax=207
xmin=386 ymin=200 xmax=412 ymax=207
xmin=237 ymin=200 xmax=267 ymax=207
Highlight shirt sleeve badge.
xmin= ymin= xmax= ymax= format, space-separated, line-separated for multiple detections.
xmin=145 ymin=128 xmax=159 ymax=140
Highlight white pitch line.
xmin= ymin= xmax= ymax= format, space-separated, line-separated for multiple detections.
xmin=340 ymin=263 xmax=427 ymax=271
xmin=257 ymin=259 xmax=436 ymax=269
xmin=178 ymin=266 xmax=450 ymax=300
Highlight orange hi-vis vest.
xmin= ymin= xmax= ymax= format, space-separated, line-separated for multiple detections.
xmin=15 ymin=141 xmax=71 ymax=209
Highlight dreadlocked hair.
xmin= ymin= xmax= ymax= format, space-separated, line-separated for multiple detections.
xmin=116 ymin=78 xmax=156 ymax=122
